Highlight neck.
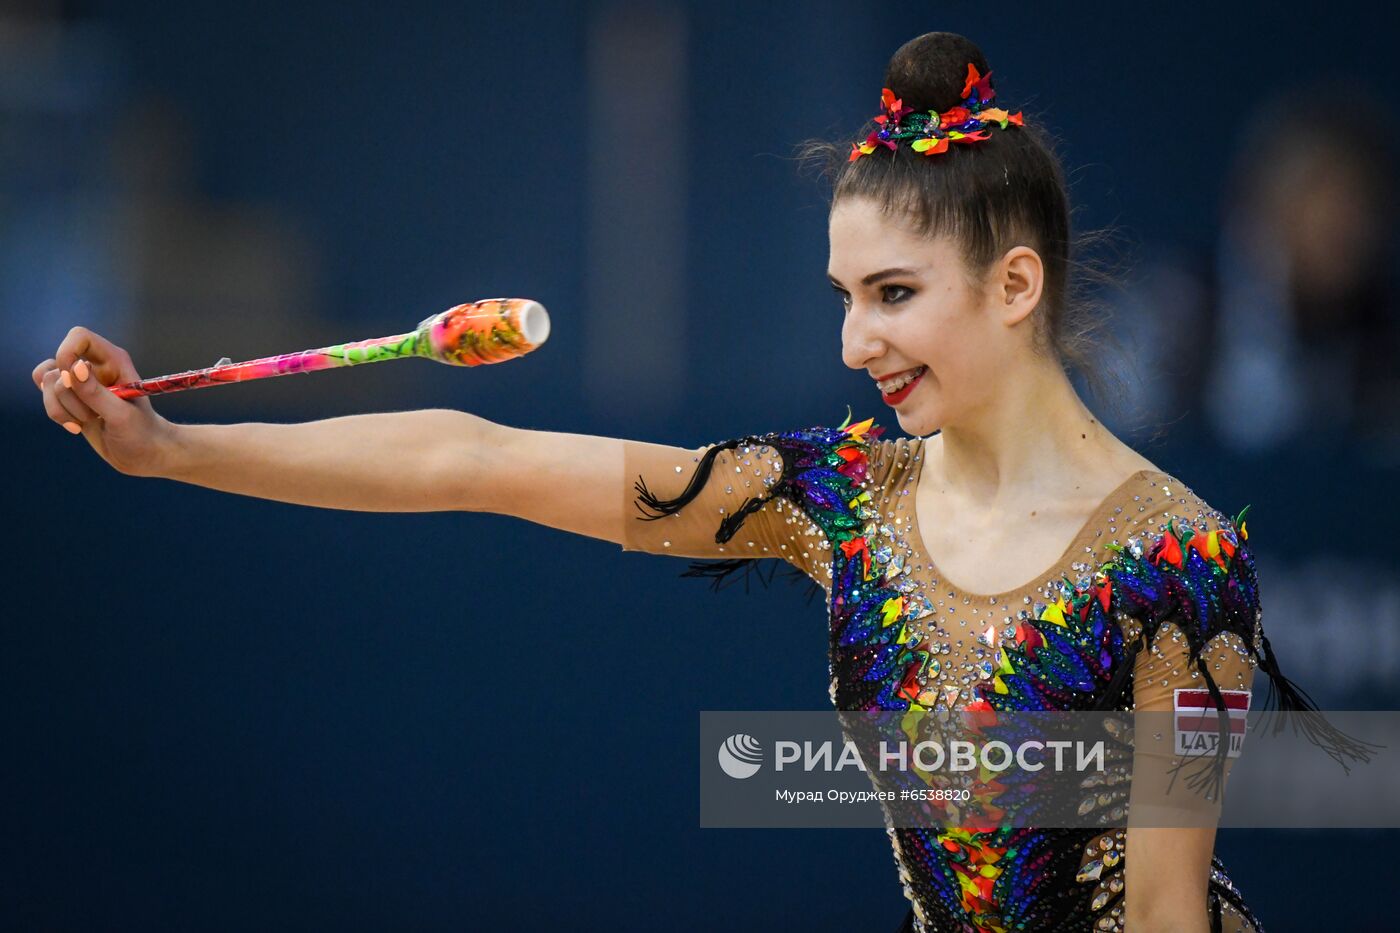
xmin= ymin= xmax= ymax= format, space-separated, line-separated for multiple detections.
xmin=932 ymin=356 xmax=1102 ymax=504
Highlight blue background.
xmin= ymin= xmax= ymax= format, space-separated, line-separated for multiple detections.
xmin=9 ymin=1 xmax=1399 ymax=929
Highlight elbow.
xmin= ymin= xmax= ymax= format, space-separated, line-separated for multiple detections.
xmin=424 ymin=409 xmax=502 ymax=513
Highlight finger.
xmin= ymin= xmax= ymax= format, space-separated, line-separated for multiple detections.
xmin=55 ymin=327 xmax=137 ymax=386
xmin=44 ymin=367 xmax=97 ymax=422
xmin=41 ymin=370 xmax=85 ymax=432
xmin=53 ymin=369 xmax=100 ymax=423
xmin=32 ymin=358 xmax=57 ymax=390
xmin=65 ymin=357 xmax=138 ymax=422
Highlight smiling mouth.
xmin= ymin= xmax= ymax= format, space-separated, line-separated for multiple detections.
xmin=878 ymin=365 xmax=927 ymax=404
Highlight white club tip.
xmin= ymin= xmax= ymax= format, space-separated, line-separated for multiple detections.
xmin=519 ymin=300 xmax=550 ymax=346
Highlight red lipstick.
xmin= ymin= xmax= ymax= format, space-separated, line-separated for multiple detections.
xmin=879 ymin=367 xmax=925 ymax=406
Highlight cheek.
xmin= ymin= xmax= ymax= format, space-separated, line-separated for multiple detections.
xmin=909 ymin=308 xmax=1000 ymax=401
xmin=911 ymin=309 xmax=984 ymax=373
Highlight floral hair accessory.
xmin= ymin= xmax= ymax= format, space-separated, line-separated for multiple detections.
xmin=849 ymin=62 xmax=1024 ymax=161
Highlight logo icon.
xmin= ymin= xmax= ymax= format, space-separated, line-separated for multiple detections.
xmin=718 ymin=733 xmax=763 ymax=779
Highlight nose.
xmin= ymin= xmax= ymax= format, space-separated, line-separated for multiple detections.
xmin=840 ymin=303 xmax=886 ymax=371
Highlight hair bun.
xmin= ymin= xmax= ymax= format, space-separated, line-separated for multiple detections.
xmin=883 ymin=32 xmax=991 ymax=113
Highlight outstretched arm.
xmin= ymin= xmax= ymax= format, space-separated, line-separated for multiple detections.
xmin=35 ymin=325 xmax=660 ymax=547
xmin=37 ymin=326 xmax=836 ymax=571
xmin=162 ymin=412 xmax=631 ymax=534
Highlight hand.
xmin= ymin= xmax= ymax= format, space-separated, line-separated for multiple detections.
xmin=34 ymin=326 xmax=179 ymax=477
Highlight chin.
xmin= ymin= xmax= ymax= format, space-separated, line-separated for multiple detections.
xmin=891 ymin=399 xmax=944 ymax=438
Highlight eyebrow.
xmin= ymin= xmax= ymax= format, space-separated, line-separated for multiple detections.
xmin=827 ymin=267 xmax=922 ymax=288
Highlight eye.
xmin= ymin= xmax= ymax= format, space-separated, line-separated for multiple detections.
xmin=882 ymin=285 xmax=913 ymax=304
xmin=831 ymin=284 xmax=851 ymax=311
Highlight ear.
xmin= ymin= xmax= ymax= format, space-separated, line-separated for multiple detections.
xmin=992 ymin=245 xmax=1044 ymax=329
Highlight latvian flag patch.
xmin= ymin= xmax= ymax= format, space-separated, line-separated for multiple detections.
xmin=1173 ymin=688 xmax=1250 ymax=758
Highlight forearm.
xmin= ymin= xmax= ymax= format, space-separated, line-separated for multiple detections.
xmin=1123 ymin=825 xmax=1213 ymax=933
xmin=157 ymin=408 xmax=494 ymax=512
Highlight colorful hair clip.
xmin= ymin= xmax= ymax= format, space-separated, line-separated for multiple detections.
xmin=849 ymin=63 xmax=1024 ymax=161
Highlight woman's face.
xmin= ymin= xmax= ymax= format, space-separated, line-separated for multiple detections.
xmin=828 ymin=196 xmax=1015 ymax=437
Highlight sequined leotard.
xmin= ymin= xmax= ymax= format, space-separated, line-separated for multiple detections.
xmin=620 ymin=414 xmax=1359 ymax=933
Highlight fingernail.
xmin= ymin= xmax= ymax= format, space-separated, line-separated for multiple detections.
xmin=74 ymin=360 xmax=90 ymax=383
xmin=63 ymin=421 xmax=82 ymax=434
xmin=60 ymin=370 xmax=72 ymax=389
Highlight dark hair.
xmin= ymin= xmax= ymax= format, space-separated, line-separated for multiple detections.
xmin=799 ymin=32 xmax=1128 ymax=392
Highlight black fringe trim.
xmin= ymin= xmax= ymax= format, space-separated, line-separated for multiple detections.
xmin=632 ymin=439 xmax=742 ymax=523
xmin=1255 ymin=633 xmax=1382 ymax=773
xmin=632 ymin=434 xmax=796 ymax=546
xmin=1166 ymin=629 xmax=1382 ymax=805
xmin=679 ymin=557 xmax=825 ymax=605
xmin=631 ymin=432 xmax=824 ymax=606
xmin=1170 ymin=660 xmax=1235 ymax=801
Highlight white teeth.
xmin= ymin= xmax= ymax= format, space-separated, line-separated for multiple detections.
xmin=878 ymin=366 xmax=926 ymax=393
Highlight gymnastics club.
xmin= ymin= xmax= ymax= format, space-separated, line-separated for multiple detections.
xmin=106 ymin=298 xmax=551 ymax=400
